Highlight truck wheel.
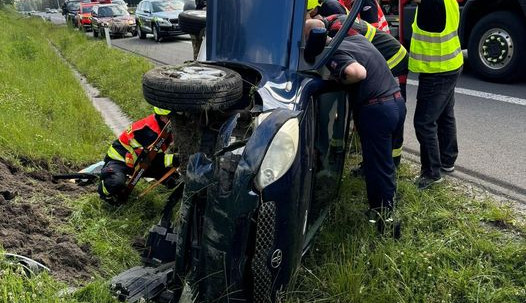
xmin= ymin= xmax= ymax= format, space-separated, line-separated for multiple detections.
xmin=468 ymin=11 xmax=526 ymax=82
xmin=142 ymin=64 xmax=243 ymax=112
xmin=179 ymin=10 xmax=206 ymax=35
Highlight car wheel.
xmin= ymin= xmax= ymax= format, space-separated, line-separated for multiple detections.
xmin=93 ymin=27 xmax=98 ymax=37
xmin=179 ymin=10 xmax=206 ymax=35
xmin=153 ymin=25 xmax=161 ymax=42
xmin=468 ymin=11 xmax=526 ymax=82
xmin=137 ymin=22 xmax=146 ymax=39
xmin=142 ymin=64 xmax=243 ymax=112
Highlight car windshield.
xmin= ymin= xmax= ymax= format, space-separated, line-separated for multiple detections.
xmin=81 ymin=6 xmax=93 ymax=13
xmin=67 ymin=2 xmax=80 ymax=10
xmin=152 ymin=0 xmax=183 ymax=12
xmin=98 ymin=5 xmax=127 ymax=17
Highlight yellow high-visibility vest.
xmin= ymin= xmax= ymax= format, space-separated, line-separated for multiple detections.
xmin=409 ymin=0 xmax=463 ymax=73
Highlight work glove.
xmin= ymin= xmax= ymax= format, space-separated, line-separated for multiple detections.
xmin=164 ymin=153 xmax=181 ymax=168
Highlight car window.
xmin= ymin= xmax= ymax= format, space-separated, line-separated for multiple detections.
xmin=137 ymin=2 xmax=142 ymax=11
xmin=151 ymin=0 xmax=184 ymax=12
xmin=98 ymin=5 xmax=127 ymax=17
xmin=81 ymin=6 xmax=93 ymax=13
xmin=67 ymin=2 xmax=80 ymax=10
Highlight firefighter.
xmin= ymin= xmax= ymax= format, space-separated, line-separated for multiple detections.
xmin=326 ymin=34 xmax=406 ymax=237
xmin=409 ymin=0 xmax=463 ymax=189
xmin=315 ymin=15 xmax=408 ymax=166
xmin=98 ymin=107 xmax=180 ymax=204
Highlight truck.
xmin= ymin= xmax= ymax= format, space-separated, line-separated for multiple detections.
xmin=381 ymin=0 xmax=526 ymax=82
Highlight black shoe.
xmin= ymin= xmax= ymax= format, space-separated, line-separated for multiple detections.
xmin=416 ymin=175 xmax=444 ymax=190
xmin=441 ymin=166 xmax=455 ymax=173
xmin=367 ymin=208 xmax=401 ymax=239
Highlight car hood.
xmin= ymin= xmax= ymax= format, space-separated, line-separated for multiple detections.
xmin=152 ymin=11 xmax=181 ymax=19
xmin=98 ymin=16 xmax=130 ymax=22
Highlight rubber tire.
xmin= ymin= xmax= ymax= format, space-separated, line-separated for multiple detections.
xmin=137 ymin=23 xmax=146 ymax=39
xmin=142 ymin=64 xmax=243 ymax=112
xmin=179 ymin=10 xmax=206 ymax=35
xmin=468 ymin=11 xmax=526 ymax=82
xmin=153 ymin=24 xmax=161 ymax=42
xmin=93 ymin=27 xmax=98 ymax=38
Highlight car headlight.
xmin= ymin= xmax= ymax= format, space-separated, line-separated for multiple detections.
xmin=128 ymin=19 xmax=135 ymax=25
xmin=255 ymin=118 xmax=299 ymax=190
xmin=154 ymin=17 xmax=171 ymax=25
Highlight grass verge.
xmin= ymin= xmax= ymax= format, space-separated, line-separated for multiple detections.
xmin=0 ymin=10 xmax=112 ymax=166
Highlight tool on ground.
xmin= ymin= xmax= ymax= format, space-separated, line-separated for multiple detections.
xmin=139 ymin=167 xmax=179 ymax=198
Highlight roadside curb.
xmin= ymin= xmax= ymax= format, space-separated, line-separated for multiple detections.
xmin=49 ymin=42 xmax=132 ymax=136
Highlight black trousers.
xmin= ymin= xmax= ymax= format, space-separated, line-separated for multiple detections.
xmin=414 ymin=71 xmax=460 ymax=179
xmin=357 ymin=96 xmax=406 ymax=210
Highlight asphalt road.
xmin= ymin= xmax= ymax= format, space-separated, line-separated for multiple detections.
xmin=42 ymin=13 xmax=526 ymax=201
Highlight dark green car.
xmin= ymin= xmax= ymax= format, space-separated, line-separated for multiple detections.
xmin=135 ymin=0 xmax=186 ymax=42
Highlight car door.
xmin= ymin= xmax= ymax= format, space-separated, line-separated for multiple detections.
xmin=142 ymin=1 xmax=153 ymax=33
xmin=136 ymin=2 xmax=145 ymax=30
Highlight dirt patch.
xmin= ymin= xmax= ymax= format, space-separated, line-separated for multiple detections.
xmin=0 ymin=158 xmax=99 ymax=283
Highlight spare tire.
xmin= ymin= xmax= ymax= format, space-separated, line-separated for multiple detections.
xmin=142 ymin=64 xmax=243 ymax=112
xmin=179 ymin=10 xmax=206 ymax=35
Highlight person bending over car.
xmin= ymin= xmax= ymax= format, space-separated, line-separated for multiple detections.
xmin=326 ymin=34 xmax=406 ymax=237
xmin=98 ymin=107 xmax=180 ymax=204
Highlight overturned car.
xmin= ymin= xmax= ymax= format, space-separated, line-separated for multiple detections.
xmin=111 ymin=0 xmax=365 ymax=302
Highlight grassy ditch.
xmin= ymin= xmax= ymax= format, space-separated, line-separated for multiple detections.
xmin=43 ymin=18 xmax=155 ymax=121
xmin=0 ymin=10 xmax=111 ymax=165
xmin=1 ymin=9 xmax=525 ymax=303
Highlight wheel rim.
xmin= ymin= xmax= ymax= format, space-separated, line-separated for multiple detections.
xmin=154 ymin=27 xmax=158 ymax=41
xmin=478 ymin=28 xmax=514 ymax=70
xmin=161 ymin=66 xmax=226 ymax=81
xmin=137 ymin=25 xmax=141 ymax=36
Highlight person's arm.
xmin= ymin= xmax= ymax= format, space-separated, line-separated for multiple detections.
xmin=342 ymin=62 xmax=367 ymax=84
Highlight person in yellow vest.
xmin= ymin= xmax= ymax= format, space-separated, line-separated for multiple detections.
xmin=409 ymin=0 xmax=463 ymax=189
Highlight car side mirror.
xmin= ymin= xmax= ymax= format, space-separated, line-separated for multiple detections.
xmin=304 ymin=27 xmax=328 ymax=63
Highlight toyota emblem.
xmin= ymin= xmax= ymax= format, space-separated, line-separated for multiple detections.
xmin=270 ymin=249 xmax=282 ymax=268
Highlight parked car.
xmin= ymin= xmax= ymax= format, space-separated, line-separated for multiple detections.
xmin=75 ymin=2 xmax=97 ymax=31
xmin=111 ymin=0 xmax=366 ymax=302
xmin=135 ymin=0 xmax=186 ymax=42
xmin=91 ymin=4 xmax=136 ymax=38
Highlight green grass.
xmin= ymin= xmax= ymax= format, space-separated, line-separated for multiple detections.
xmin=43 ymin=19 xmax=155 ymax=121
xmin=0 ymin=10 xmax=112 ymax=166
xmin=285 ymin=163 xmax=526 ymax=303
xmin=1 ymin=9 xmax=525 ymax=303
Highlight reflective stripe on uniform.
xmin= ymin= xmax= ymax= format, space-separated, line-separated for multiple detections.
xmin=412 ymin=30 xmax=458 ymax=43
xmin=164 ymin=153 xmax=174 ymax=167
xmin=392 ymin=147 xmax=403 ymax=158
xmin=107 ymin=146 xmax=125 ymax=162
xmin=129 ymin=138 xmax=142 ymax=149
xmin=364 ymin=23 xmax=376 ymax=42
xmin=101 ymin=180 xmax=110 ymax=195
xmin=387 ymin=46 xmax=407 ymax=69
xmin=409 ymin=48 xmax=462 ymax=63
xmin=119 ymin=139 xmax=139 ymax=167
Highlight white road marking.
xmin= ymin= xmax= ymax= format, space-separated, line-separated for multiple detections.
xmin=407 ymin=79 xmax=526 ymax=107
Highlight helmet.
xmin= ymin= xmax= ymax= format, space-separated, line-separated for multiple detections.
xmin=153 ymin=107 xmax=171 ymax=115
xmin=307 ymin=0 xmax=319 ymax=10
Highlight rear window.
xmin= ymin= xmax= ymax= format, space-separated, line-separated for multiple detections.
xmin=152 ymin=0 xmax=184 ymax=12
xmin=81 ymin=6 xmax=93 ymax=13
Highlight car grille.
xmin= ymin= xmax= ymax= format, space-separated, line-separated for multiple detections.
xmin=251 ymin=201 xmax=276 ymax=303
xmin=169 ymin=19 xmax=177 ymax=24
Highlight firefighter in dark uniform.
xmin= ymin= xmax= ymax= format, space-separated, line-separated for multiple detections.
xmin=327 ymin=34 xmax=406 ymax=236
xmin=98 ymin=107 xmax=180 ymax=204
xmin=320 ymin=15 xmax=408 ymax=166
